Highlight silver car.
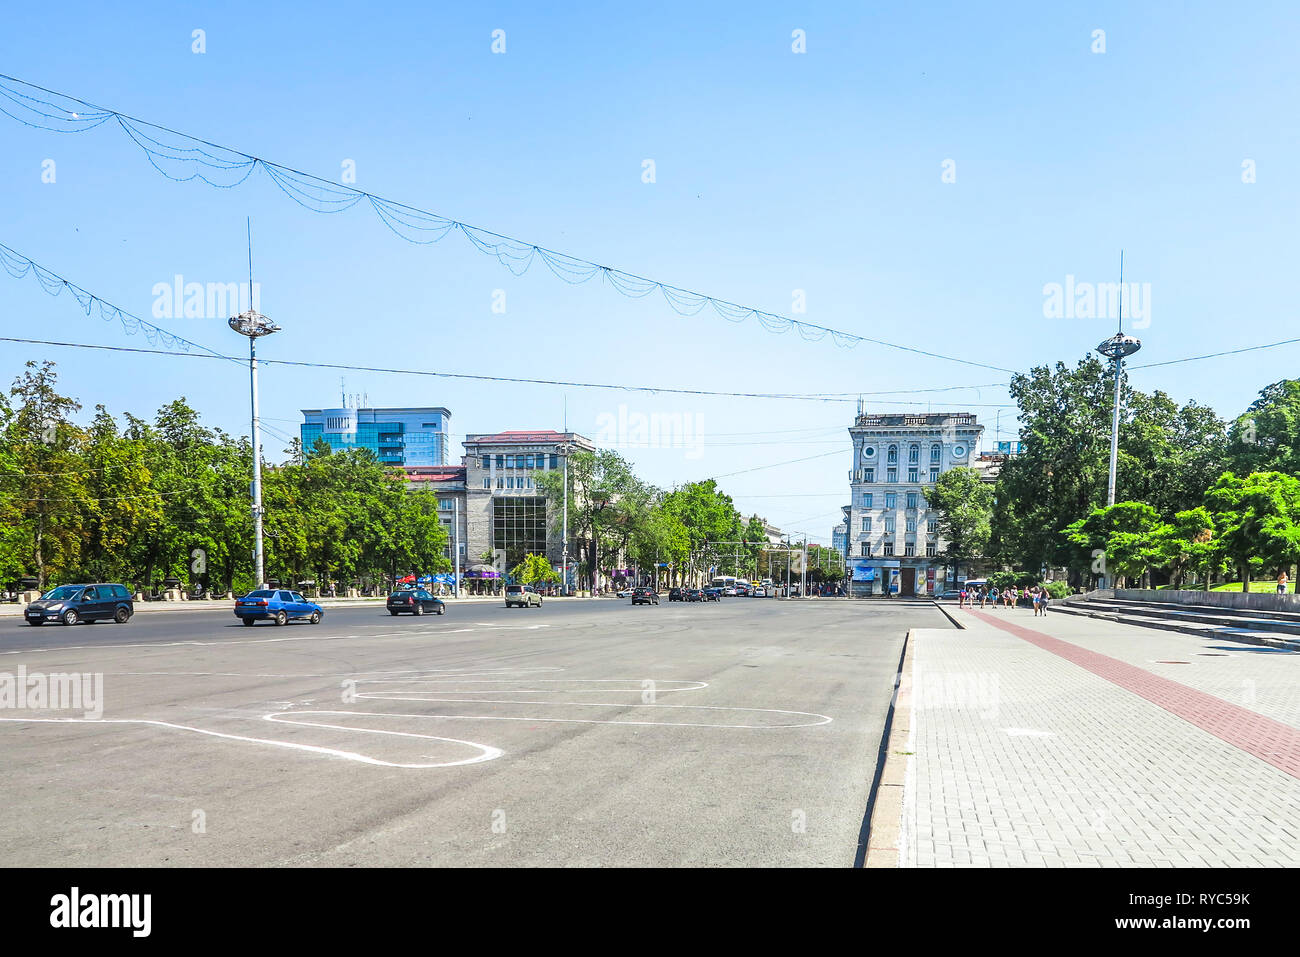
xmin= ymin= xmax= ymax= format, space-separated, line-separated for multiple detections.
xmin=505 ymin=584 xmax=542 ymax=608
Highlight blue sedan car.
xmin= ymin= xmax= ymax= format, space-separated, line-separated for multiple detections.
xmin=233 ymin=589 xmax=324 ymax=626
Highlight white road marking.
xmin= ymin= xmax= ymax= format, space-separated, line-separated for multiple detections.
xmin=0 ymin=716 xmax=501 ymax=768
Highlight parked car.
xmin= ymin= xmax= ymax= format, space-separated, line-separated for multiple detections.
xmin=703 ymin=587 xmax=722 ymax=601
xmin=616 ymin=587 xmax=635 ymax=598
xmin=505 ymin=584 xmax=542 ymax=608
xmin=734 ymin=584 xmax=751 ymax=597
xmin=25 ymin=583 xmax=134 ymax=626
xmin=937 ymin=589 xmax=963 ymax=600
xmin=685 ymin=588 xmax=704 ymax=602
xmin=387 ymin=589 xmax=446 ymax=616
xmin=668 ymin=587 xmax=684 ymax=602
xmin=233 ymin=589 xmax=323 ymax=626
xmin=631 ymin=587 xmax=659 ymax=605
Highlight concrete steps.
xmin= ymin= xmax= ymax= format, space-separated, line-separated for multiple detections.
xmin=1055 ymin=596 xmax=1300 ymax=651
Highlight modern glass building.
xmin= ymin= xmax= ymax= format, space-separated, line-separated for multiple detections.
xmin=300 ymin=406 xmax=451 ymax=467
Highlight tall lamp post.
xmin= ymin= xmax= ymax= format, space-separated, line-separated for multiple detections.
xmin=1096 ymin=331 xmax=1142 ymax=507
xmin=228 ymin=307 xmax=280 ymax=589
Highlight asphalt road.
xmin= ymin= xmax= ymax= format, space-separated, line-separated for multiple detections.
xmin=0 ymin=597 xmax=948 ymax=866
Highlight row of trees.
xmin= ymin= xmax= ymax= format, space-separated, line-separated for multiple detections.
xmin=532 ymin=448 xmax=842 ymax=590
xmin=0 ymin=362 xmax=449 ymax=593
xmin=926 ymin=355 xmax=1300 ymax=591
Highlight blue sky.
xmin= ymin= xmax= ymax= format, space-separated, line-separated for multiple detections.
xmin=1 ymin=1 xmax=1297 ymax=540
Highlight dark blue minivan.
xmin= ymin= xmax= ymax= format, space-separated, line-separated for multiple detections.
xmin=25 ymin=583 xmax=134 ymax=626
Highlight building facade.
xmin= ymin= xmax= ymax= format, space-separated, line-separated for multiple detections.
xmin=300 ymin=406 xmax=451 ymax=467
xmin=846 ymin=409 xmax=985 ymax=598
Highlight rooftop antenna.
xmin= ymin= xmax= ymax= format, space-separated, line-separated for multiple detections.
xmin=340 ymin=377 xmax=346 ymax=407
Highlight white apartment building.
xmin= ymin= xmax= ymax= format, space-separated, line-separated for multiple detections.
xmin=846 ymin=408 xmax=984 ymax=597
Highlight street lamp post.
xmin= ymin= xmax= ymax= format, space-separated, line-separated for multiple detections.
xmin=1097 ymin=331 xmax=1142 ymax=507
xmin=228 ymin=308 xmax=280 ymax=589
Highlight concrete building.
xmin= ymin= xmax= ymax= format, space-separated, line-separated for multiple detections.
xmin=400 ymin=430 xmax=599 ymax=590
xmin=846 ymin=408 xmax=985 ymax=598
xmin=300 ymin=406 xmax=451 ymax=467
xmin=831 ymin=521 xmax=848 ymax=560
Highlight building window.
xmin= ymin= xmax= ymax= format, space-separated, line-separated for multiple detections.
xmin=495 ymin=455 xmax=504 ymax=468
xmin=492 ymin=496 xmax=548 ymax=571
xmin=884 ymin=517 xmax=895 ymax=533
xmin=887 ymin=468 xmax=897 ymax=483
xmin=883 ymin=541 xmax=894 ymax=556
xmin=550 ymin=454 xmax=558 ymax=469
xmin=906 ymin=518 xmax=917 ymax=532
xmin=884 ymin=492 xmax=896 ymax=509
xmin=904 ymin=543 xmax=915 ymax=557
xmin=861 ymin=543 xmax=871 ymax=557
xmin=909 ymin=444 xmax=919 ymax=463
xmin=496 ymin=477 xmax=504 ymax=489
xmin=438 ymin=498 xmax=453 ymax=511
xmin=927 ymin=519 xmax=938 ymax=533
xmin=483 ymin=478 xmax=490 ymax=489
xmin=507 ymin=477 xmax=516 ymax=489
xmin=926 ymin=542 xmax=937 ymax=557
xmin=482 ymin=455 xmax=490 ymax=469
xmin=861 ymin=517 xmax=872 ymax=532
xmin=906 ymin=492 xmax=918 ymax=509
xmin=931 ymin=444 xmax=941 ymax=463
xmin=864 ymin=468 xmax=875 ymax=483
xmin=930 ymin=467 xmax=939 ymax=483
xmin=887 ymin=445 xmax=897 ymax=463
xmin=908 ymin=467 xmax=919 ymax=483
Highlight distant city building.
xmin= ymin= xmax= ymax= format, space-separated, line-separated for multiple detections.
xmin=300 ymin=406 xmax=451 ymax=467
xmin=846 ymin=407 xmax=985 ymax=598
xmin=404 ymin=430 xmax=596 ymax=582
xmin=831 ymin=521 xmax=848 ymax=560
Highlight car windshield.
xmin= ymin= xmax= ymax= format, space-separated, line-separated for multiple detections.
xmin=41 ymin=585 xmax=82 ymax=601
xmin=243 ymin=590 xmax=275 ymax=599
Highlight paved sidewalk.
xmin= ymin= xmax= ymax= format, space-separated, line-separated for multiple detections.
xmin=902 ymin=606 xmax=1300 ymax=867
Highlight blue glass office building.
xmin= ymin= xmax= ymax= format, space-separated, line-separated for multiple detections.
xmin=300 ymin=407 xmax=451 ymax=467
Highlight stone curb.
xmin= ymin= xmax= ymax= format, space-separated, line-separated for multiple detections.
xmin=863 ymin=628 xmax=916 ymax=868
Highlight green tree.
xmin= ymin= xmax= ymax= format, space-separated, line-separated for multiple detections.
xmin=929 ymin=466 xmax=993 ymax=582
xmin=1204 ymin=471 xmax=1300 ymax=591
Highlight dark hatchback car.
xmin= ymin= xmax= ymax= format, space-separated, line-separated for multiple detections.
xmin=685 ymin=588 xmax=705 ymax=602
xmin=631 ymin=587 xmax=659 ymax=605
xmin=668 ymin=587 xmax=684 ymax=602
xmin=703 ymin=587 xmax=722 ymax=602
xmin=387 ymin=589 xmax=446 ymax=616
xmin=25 ymin=583 xmax=134 ymax=626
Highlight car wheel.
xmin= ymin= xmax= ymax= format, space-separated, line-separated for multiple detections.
xmin=62 ymin=609 xmax=78 ymax=626
xmin=241 ymin=618 xmax=256 ymax=626
xmin=415 ymin=604 xmax=424 ymax=616
xmin=274 ymin=610 xmax=288 ymax=626
xmin=114 ymin=607 xmax=130 ymax=624
xmin=437 ymin=605 xmax=445 ymax=615
xmin=310 ymin=611 xmax=322 ymax=624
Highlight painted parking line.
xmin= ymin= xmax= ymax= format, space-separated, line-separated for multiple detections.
xmin=965 ymin=608 xmax=1300 ymax=779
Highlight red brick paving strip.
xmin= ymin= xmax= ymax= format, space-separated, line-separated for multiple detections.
xmin=966 ymin=609 xmax=1300 ymax=780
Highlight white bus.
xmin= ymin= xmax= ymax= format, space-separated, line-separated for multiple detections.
xmin=710 ymin=575 xmax=738 ymax=595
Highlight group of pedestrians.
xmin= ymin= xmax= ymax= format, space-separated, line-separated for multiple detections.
xmin=957 ymin=582 xmax=1052 ymax=616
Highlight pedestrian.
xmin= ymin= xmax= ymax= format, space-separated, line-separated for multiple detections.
xmin=959 ymin=586 xmax=968 ymax=608
xmin=1032 ymin=586 xmax=1042 ymax=616
xmin=1278 ymin=570 xmax=1289 ymax=595
xmin=1004 ymin=585 xmax=1015 ymax=609
xmin=978 ymin=586 xmax=987 ymax=609
xmin=989 ymin=585 xmax=999 ymax=608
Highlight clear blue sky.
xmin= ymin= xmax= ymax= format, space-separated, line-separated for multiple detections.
xmin=2 ymin=1 xmax=1297 ymax=540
